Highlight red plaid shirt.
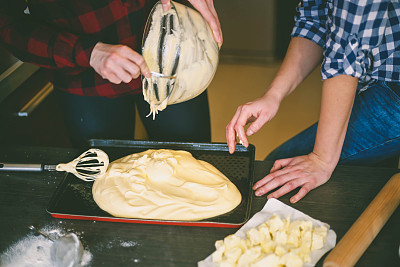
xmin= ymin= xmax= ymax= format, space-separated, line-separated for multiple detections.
xmin=0 ymin=0 xmax=155 ymax=97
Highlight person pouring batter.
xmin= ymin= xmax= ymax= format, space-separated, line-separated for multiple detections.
xmin=0 ymin=0 xmax=222 ymax=148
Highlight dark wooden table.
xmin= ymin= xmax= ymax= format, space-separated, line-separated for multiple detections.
xmin=0 ymin=145 xmax=399 ymax=266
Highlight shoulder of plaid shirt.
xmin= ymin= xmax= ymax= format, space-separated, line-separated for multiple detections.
xmin=291 ymin=0 xmax=400 ymax=85
xmin=0 ymin=0 xmax=155 ymax=97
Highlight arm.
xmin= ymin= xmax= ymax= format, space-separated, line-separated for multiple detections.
xmin=226 ymin=37 xmax=323 ymax=153
xmin=160 ymin=0 xmax=222 ymax=47
xmin=0 ymin=3 xmax=150 ymax=83
xmin=0 ymin=3 xmax=95 ymax=69
xmin=252 ymin=0 xmax=390 ymax=202
xmin=226 ymin=0 xmax=329 ymax=153
xmin=253 ymin=75 xmax=358 ymax=203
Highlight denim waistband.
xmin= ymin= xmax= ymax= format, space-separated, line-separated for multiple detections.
xmin=381 ymin=81 xmax=400 ymax=97
xmin=359 ymin=79 xmax=400 ymax=97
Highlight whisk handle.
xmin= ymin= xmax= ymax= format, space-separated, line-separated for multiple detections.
xmin=0 ymin=163 xmax=43 ymax=171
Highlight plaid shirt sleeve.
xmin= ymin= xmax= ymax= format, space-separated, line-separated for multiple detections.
xmin=291 ymin=0 xmax=330 ymax=48
xmin=321 ymin=0 xmax=391 ymax=80
xmin=0 ymin=2 xmax=97 ymax=69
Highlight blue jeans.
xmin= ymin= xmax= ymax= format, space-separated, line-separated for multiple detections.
xmin=265 ymin=80 xmax=400 ymax=167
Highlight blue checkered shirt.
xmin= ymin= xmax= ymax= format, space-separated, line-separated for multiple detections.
xmin=291 ymin=0 xmax=400 ymax=83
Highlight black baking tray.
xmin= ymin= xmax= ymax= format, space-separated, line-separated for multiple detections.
xmin=47 ymin=139 xmax=255 ymax=228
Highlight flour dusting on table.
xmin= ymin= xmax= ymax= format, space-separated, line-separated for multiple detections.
xmin=0 ymin=225 xmax=92 ymax=267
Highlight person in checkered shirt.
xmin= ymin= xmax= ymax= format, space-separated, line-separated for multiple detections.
xmin=227 ymin=0 xmax=400 ymax=202
xmin=0 ymin=0 xmax=222 ymax=148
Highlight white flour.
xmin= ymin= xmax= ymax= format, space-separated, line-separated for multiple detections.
xmin=0 ymin=225 xmax=92 ymax=267
xmin=120 ymin=241 xmax=138 ymax=248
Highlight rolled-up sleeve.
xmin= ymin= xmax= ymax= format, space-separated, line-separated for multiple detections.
xmin=291 ymin=0 xmax=330 ymax=48
xmin=321 ymin=0 xmax=390 ymax=80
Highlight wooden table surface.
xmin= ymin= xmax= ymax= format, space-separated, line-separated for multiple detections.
xmin=0 ymin=145 xmax=399 ymax=266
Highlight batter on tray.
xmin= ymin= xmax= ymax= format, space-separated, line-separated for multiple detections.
xmin=92 ymin=149 xmax=241 ymax=221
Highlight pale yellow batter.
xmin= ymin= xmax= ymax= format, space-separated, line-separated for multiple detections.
xmin=142 ymin=1 xmax=219 ymax=118
xmin=92 ymin=149 xmax=241 ymax=221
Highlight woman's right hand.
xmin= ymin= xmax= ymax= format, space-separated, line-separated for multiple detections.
xmin=90 ymin=42 xmax=150 ymax=84
xmin=226 ymin=92 xmax=282 ymax=154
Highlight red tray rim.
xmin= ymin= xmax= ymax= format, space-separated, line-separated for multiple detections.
xmin=49 ymin=212 xmax=244 ymax=228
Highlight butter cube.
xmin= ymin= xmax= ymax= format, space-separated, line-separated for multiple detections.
xmin=251 ymin=253 xmax=280 ymax=267
xmin=313 ymin=226 xmax=328 ymax=239
xmin=212 ymin=245 xmax=225 ymax=263
xmin=290 ymin=248 xmax=311 ymax=263
xmin=287 ymin=232 xmax=300 ymax=247
xmin=275 ymin=230 xmax=288 ymax=244
xmin=237 ymin=246 xmax=262 ymax=267
xmin=312 ymin=226 xmax=328 ymax=251
xmin=215 ymin=240 xmax=224 ymax=249
xmin=261 ymin=240 xmax=276 ymax=254
xmin=300 ymin=221 xmax=313 ymax=233
xmin=280 ymin=252 xmax=304 ymax=267
xmin=311 ymin=232 xmax=325 ymax=250
xmin=266 ymin=215 xmax=285 ymax=233
xmin=257 ymin=224 xmax=272 ymax=241
xmin=288 ymin=220 xmax=303 ymax=238
xmin=225 ymin=247 xmax=243 ymax=264
xmin=224 ymin=235 xmax=245 ymax=251
xmin=246 ymin=228 xmax=263 ymax=246
xmin=300 ymin=230 xmax=312 ymax=253
xmin=274 ymin=244 xmax=288 ymax=257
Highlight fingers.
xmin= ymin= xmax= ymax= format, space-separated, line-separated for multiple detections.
xmin=253 ymin=174 xmax=275 ymax=191
xmin=91 ymin=43 xmax=151 ymax=84
xmin=226 ymin=106 xmax=241 ymax=154
xmin=254 ymin=173 xmax=312 ymax=203
xmin=246 ymin=116 xmax=267 ymax=137
xmin=236 ymin=125 xmax=248 ymax=148
xmin=160 ymin=0 xmax=171 ymax=12
xmin=188 ymin=0 xmax=223 ymax=46
xmin=270 ymin=158 xmax=293 ymax=173
xmin=110 ymin=65 xmax=132 ymax=83
xmin=120 ymin=46 xmax=150 ymax=78
xmin=226 ymin=100 xmax=269 ymax=153
xmin=226 ymin=105 xmax=251 ymax=154
xmin=233 ymin=110 xmax=252 ymax=149
xmin=251 ymin=154 xmax=333 ymax=203
xmin=250 ymin=148 xmax=338 ymax=205
xmin=266 ymin=178 xmax=304 ymax=200
xmin=103 ymin=56 xmax=143 ymax=84
xmin=290 ymin=185 xmax=311 ymax=203
xmin=254 ymin=169 xmax=302 ymax=196
xmin=105 ymin=72 xmax=122 ymax=85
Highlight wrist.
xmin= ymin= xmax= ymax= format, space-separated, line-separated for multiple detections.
xmin=264 ymin=83 xmax=290 ymax=103
xmin=75 ymin=37 xmax=99 ymax=68
xmin=309 ymin=150 xmax=339 ymax=171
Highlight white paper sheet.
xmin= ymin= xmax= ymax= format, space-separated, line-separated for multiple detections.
xmin=198 ymin=198 xmax=337 ymax=267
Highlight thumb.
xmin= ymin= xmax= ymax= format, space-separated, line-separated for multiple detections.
xmin=246 ymin=116 xmax=268 ymax=136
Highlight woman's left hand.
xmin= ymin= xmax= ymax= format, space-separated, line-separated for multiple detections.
xmin=253 ymin=152 xmax=335 ymax=203
xmin=160 ymin=0 xmax=222 ymax=47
